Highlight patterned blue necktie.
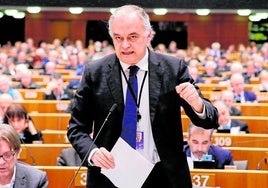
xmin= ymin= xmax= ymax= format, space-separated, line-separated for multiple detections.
xmin=121 ymin=65 xmax=139 ymax=149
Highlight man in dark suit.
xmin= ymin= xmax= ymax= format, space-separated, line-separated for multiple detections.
xmin=184 ymin=123 xmax=234 ymax=169
xmin=214 ymin=101 xmax=250 ymax=133
xmin=57 ymin=147 xmax=81 ymax=166
xmin=0 ymin=123 xmax=48 ymax=187
xmin=67 ymin=5 xmax=219 ymax=188
xmin=230 ymin=73 xmax=257 ymax=103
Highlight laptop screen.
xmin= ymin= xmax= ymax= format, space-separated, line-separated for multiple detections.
xmin=193 ymin=160 xmax=216 ymax=169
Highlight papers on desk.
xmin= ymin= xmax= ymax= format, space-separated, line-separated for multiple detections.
xmin=101 ymin=138 xmax=154 ymax=188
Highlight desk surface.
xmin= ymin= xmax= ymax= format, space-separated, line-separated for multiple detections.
xmin=35 ymin=166 xmax=268 ymax=188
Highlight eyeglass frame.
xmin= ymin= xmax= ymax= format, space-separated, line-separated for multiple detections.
xmin=0 ymin=151 xmax=16 ymax=161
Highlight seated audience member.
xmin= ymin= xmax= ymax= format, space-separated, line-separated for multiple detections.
xmin=230 ymin=73 xmax=257 ymax=103
xmin=242 ymin=60 xmax=258 ymax=84
xmin=219 ymin=90 xmax=241 ymax=116
xmin=13 ymin=69 xmax=41 ymax=89
xmin=0 ymin=94 xmax=13 ymax=123
xmin=57 ymin=147 xmax=81 ymax=166
xmin=213 ymin=101 xmax=249 ymax=133
xmin=253 ymin=69 xmax=268 ymax=92
xmin=0 ymin=123 xmax=48 ymax=187
xmin=188 ymin=66 xmax=205 ymax=84
xmin=3 ymin=103 xmax=43 ymax=143
xmin=184 ymin=123 xmax=234 ymax=169
xmin=43 ymin=73 xmax=74 ymax=100
xmin=215 ymin=56 xmax=230 ymax=73
xmin=0 ymin=75 xmax=23 ymax=101
xmin=67 ymin=79 xmax=80 ymax=90
xmin=200 ymin=60 xmax=222 ymax=78
xmin=39 ymin=61 xmax=56 ymax=75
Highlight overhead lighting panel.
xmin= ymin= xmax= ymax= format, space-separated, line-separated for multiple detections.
xmin=195 ymin=9 xmax=210 ymax=16
xmin=27 ymin=6 xmax=41 ymax=14
xmin=68 ymin=7 xmax=83 ymax=14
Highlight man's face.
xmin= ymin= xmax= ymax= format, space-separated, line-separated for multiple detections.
xmin=187 ymin=130 xmax=211 ymax=160
xmin=111 ymin=13 xmax=151 ymax=65
xmin=0 ymin=140 xmax=18 ymax=179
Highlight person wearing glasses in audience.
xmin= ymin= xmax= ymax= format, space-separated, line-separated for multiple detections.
xmin=0 ymin=123 xmax=48 ymax=187
xmin=3 ymin=103 xmax=43 ymax=144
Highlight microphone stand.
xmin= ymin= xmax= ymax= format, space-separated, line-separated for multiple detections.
xmin=256 ymin=157 xmax=268 ymax=170
xmin=20 ymin=138 xmax=37 ymax=166
xmin=67 ymin=104 xmax=117 ymax=188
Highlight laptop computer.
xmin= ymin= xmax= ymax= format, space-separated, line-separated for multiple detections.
xmin=217 ymin=129 xmax=230 ymax=133
xmin=193 ymin=160 xmax=216 ymax=169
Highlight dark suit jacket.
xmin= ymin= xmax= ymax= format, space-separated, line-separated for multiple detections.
xmin=230 ymin=119 xmax=250 ymax=133
xmin=235 ymin=90 xmax=257 ymax=103
xmin=57 ymin=147 xmax=81 ymax=166
xmin=243 ymin=90 xmax=257 ymax=102
xmin=217 ymin=119 xmax=250 ymax=133
xmin=185 ymin=145 xmax=234 ymax=169
xmin=67 ymin=51 xmax=219 ymax=188
xmin=15 ymin=162 xmax=48 ymax=188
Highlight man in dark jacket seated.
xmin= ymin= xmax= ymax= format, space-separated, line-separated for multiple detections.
xmin=184 ymin=123 xmax=234 ymax=169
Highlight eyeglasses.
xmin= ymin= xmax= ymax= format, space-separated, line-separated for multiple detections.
xmin=0 ymin=151 xmax=16 ymax=161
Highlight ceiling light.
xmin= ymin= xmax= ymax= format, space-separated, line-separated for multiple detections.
xmin=249 ymin=14 xmax=261 ymax=22
xmin=237 ymin=9 xmax=251 ymax=16
xmin=195 ymin=9 xmax=210 ymax=16
xmin=0 ymin=12 xmax=3 ymax=18
xmin=109 ymin=8 xmax=116 ymax=14
xmin=27 ymin=6 xmax=41 ymax=14
xmin=4 ymin=9 xmax=18 ymax=16
xmin=13 ymin=11 xmax=25 ymax=19
xmin=68 ymin=7 xmax=83 ymax=14
xmin=153 ymin=8 xmax=168 ymax=15
xmin=256 ymin=12 xmax=268 ymax=19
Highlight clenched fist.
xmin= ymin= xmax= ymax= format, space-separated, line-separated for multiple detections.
xmin=175 ymin=82 xmax=204 ymax=113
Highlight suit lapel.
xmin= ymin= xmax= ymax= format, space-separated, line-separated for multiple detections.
xmin=148 ymin=52 xmax=164 ymax=123
xmin=106 ymin=57 xmax=124 ymax=113
xmin=14 ymin=163 xmax=28 ymax=188
xmin=105 ymin=52 xmax=164 ymax=122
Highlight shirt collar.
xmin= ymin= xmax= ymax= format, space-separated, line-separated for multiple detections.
xmin=119 ymin=49 xmax=149 ymax=72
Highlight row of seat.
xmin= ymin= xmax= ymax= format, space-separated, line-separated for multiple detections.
xmin=34 ymin=166 xmax=268 ymax=188
xmin=42 ymin=130 xmax=268 ymax=148
xmin=26 ymin=111 xmax=268 ymax=134
xmin=12 ymin=99 xmax=268 ymax=116
xmin=19 ymin=143 xmax=268 ymax=170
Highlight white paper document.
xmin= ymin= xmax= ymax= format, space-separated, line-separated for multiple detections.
xmin=101 ymin=138 xmax=155 ymax=188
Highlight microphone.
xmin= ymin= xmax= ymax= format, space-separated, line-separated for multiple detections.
xmin=20 ymin=138 xmax=37 ymax=166
xmin=256 ymin=157 xmax=267 ymax=170
xmin=67 ymin=103 xmax=118 ymax=188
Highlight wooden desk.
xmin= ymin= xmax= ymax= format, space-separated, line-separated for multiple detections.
xmin=36 ymin=166 xmax=87 ymax=188
xmin=17 ymin=89 xmax=45 ymax=100
xmin=14 ymin=100 xmax=70 ymax=113
xmin=223 ymin=147 xmax=268 ymax=170
xmin=34 ymin=166 xmax=268 ymax=188
xmin=42 ymin=130 xmax=69 ymax=143
xmin=190 ymin=169 xmax=268 ymax=188
xmin=29 ymin=113 xmax=71 ymax=130
xmin=234 ymin=103 xmax=268 ymax=116
xmin=181 ymin=115 xmax=268 ymax=134
xmin=183 ymin=133 xmax=268 ymax=148
xmin=19 ymin=144 xmax=72 ymax=166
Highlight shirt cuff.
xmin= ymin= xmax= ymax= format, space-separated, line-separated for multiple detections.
xmin=194 ymin=105 xmax=206 ymax=118
xmin=88 ymin=148 xmax=99 ymax=166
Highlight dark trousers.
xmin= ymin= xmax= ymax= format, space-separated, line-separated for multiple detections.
xmin=87 ymin=162 xmax=172 ymax=188
xmin=142 ymin=162 xmax=172 ymax=188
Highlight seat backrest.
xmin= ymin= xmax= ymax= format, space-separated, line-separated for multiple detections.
xmin=234 ymin=160 xmax=248 ymax=170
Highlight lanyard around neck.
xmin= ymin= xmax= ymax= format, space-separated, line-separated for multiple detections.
xmin=120 ymin=64 xmax=147 ymax=109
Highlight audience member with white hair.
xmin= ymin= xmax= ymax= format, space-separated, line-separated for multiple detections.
xmin=0 ymin=75 xmax=23 ymax=101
